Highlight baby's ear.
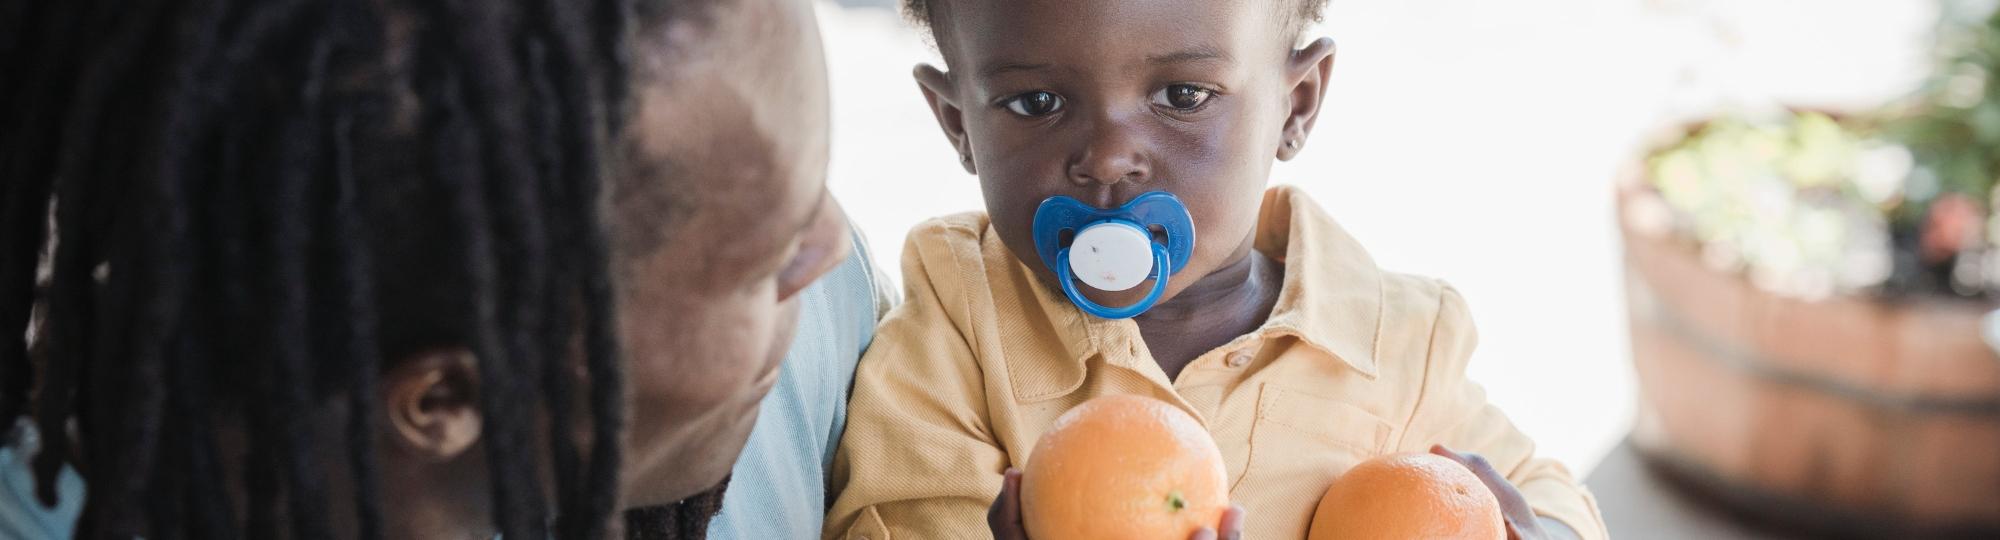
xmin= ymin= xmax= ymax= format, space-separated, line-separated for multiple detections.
xmin=1277 ymin=38 xmax=1337 ymax=161
xmin=913 ymin=64 xmax=977 ymax=174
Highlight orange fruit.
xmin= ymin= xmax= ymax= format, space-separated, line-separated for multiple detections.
xmin=1307 ymin=452 xmax=1506 ymax=540
xmin=1021 ymin=394 xmax=1229 ymax=540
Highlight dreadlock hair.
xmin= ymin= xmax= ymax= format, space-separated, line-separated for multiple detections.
xmin=0 ymin=0 xmax=647 ymax=538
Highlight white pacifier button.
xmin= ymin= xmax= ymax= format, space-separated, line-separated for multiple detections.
xmin=1068 ymin=222 xmax=1155 ymax=292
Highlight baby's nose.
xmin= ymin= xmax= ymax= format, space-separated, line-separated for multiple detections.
xmin=1066 ymin=127 xmax=1151 ymax=187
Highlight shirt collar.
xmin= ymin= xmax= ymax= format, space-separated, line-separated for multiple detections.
xmin=1250 ymin=184 xmax=1383 ymax=378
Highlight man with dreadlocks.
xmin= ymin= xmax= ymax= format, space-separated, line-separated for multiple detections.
xmin=0 ymin=0 xmax=855 ymax=538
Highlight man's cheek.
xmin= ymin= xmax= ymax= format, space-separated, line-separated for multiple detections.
xmin=631 ymin=316 xmax=764 ymax=408
xmin=763 ymin=299 xmax=805 ymax=367
xmin=691 ymin=304 xmax=783 ymax=390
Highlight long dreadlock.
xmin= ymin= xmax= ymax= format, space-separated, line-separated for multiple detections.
xmin=0 ymin=0 xmax=642 ymax=538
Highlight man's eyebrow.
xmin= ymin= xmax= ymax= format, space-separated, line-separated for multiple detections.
xmin=979 ymin=61 xmax=1053 ymax=77
xmin=1147 ymin=46 xmax=1231 ymax=66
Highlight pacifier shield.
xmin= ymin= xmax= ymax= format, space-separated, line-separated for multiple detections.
xmin=1068 ymin=222 xmax=1154 ymax=292
xmin=1030 ymin=191 xmax=1197 ymax=319
xmin=1031 ymin=192 xmax=1196 ymax=278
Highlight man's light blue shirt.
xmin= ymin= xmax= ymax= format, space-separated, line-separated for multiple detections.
xmin=0 ymin=426 xmax=84 ymax=540
xmin=706 ymin=226 xmax=886 ymax=539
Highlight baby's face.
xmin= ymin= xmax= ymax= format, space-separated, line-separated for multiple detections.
xmin=920 ymin=0 xmax=1327 ymax=308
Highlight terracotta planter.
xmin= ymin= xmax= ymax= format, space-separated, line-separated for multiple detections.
xmin=1618 ymin=184 xmax=2000 ymax=537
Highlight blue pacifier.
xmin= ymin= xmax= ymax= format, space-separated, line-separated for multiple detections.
xmin=1031 ymin=192 xmax=1196 ymax=319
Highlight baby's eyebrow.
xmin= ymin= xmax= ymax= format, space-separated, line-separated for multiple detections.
xmin=1147 ymin=46 xmax=1231 ymax=66
xmin=980 ymin=61 xmax=1053 ymax=77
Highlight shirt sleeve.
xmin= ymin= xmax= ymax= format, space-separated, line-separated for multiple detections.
xmin=1399 ymin=284 xmax=1609 ymax=540
xmin=823 ymin=231 xmax=1007 ymax=540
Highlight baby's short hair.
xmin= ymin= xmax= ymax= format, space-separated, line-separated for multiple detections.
xmin=902 ymin=0 xmax=1329 ymax=48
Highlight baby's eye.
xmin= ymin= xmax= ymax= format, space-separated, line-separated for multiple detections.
xmin=1150 ymin=84 xmax=1214 ymax=111
xmin=1003 ymin=91 xmax=1064 ymax=117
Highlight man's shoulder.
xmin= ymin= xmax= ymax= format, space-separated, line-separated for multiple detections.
xmin=0 ymin=424 xmax=85 ymax=540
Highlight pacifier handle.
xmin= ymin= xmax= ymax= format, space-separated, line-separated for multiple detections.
xmin=1056 ymin=242 xmax=1172 ymax=320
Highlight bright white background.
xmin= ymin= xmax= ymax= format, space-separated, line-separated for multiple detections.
xmin=814 ymin=0 xmax=1937 ymax=475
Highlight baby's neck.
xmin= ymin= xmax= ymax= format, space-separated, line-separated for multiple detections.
xmin=1134 ymin=246 xmax=1283 ymax=380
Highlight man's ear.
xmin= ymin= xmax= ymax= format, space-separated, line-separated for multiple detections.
xmin=1277 ymin=37 xmax=1337 ymax=161
xmin=383 ymin=348 xmax=482 ymax=462
xmin=914 ymin=63 xmax=977 ymax=174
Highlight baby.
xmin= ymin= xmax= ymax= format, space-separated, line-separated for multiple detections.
xmin=826 ymin=1 xmax=1606 ymax=538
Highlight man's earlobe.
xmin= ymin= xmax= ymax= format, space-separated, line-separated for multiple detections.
xmin=383 ymin=348 xmax=483 ymax=462
xmin=914 ymin=64 xmax=977 ymax=174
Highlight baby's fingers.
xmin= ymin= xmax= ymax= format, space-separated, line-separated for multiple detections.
xmin=1431 ymin=445 xmax=1540 ymax=536
xmin=1215 ymin=505 xmax=1245 ymax=540
xmin=987 ymin=468 xmax=1028 ymax=540
xmin=1189 ymin=504 xmax=1245 ymax=540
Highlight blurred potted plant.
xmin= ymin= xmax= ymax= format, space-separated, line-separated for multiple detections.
xmin=1884 ymin=0 xmax=2000 ymax=298
xmin=1617 ymin=2 xmax=2000 ymax=537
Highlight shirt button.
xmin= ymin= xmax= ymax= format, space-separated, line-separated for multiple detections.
xmin=1226 ymin=350 xmax=1254 ymax=368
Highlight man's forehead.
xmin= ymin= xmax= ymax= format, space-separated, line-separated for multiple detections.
xmin=615 ymin=103 xmax=801 ymax=252
xmin=615 ymin=82 xmax=820 ymax=260
xmin=612 ymin=0 xmax=826 ymax=264
xmin=632 ymin=0 xmax=805 ymax=73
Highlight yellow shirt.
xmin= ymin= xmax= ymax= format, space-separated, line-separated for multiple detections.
xmin=826 ymin=186 xmax=1607 ymax=540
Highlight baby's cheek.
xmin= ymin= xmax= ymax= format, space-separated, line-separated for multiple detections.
xmin=1186 ymin=212 xmax=1264 ymax=278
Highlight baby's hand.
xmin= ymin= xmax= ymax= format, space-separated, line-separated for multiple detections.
xmin=1429 ymin=445 xmax=1580 ymax=540
xmin=986 ymin=467 xmax=1246 ymax=540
